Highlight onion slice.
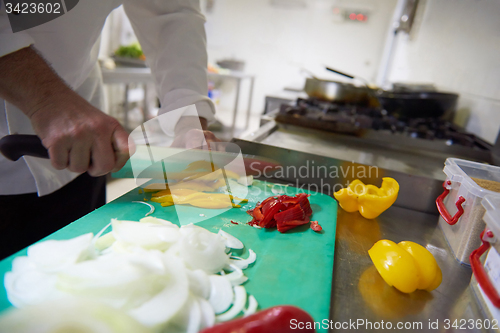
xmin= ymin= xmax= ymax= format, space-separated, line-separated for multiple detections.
xmin=208 ymin=275 xmax=233 ymax=314
xmin=216 ymin=286 xmax=247 ymax=322
xmin=243 ymin=295 xmax=258 ymax=317
xmin=218 ymin=230 xmax=243 ymax=249
xmin=132 ymin=201 xmax=155 ymax=216
xmin=229 ymin=249 xmax=256 ymax=270
xmin=224 ymin=265 xmax=248 ymax=286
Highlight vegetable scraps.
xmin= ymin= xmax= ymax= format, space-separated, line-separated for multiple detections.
xmin=333 ymin=177 xmax=399 ymax=219
xmin=247 ymin=193 xmax=321 ymax=233
xmin=2 ymin=217 xmax=258 ymax=333
xmin=368 ymin=240 xmax=442 ymax=294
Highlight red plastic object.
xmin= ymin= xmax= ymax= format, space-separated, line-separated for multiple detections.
xmin=200 ymin=306 xmax=316 ymax=333
xmin=436 ymin=180 xmax=465 ymax=225
xmin=470 ymin=230 xmax=500 ymax=308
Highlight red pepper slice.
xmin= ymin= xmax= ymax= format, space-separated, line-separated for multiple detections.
xmin=199 ymin=306 xmax=316 ymax=333
xmin=310 ymin=221 xmax=322 ymax=232
xmin=274 ymin=204 xmax=305 ymax=223
xmin=259 ymin=200 xmax=284 ymax=228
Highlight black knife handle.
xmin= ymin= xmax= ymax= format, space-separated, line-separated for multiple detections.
xmin=0 ymin=135 xmax=49 ymax=161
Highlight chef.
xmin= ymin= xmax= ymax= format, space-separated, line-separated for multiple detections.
xmin=0 ymin=0 xmax=219 ymax=259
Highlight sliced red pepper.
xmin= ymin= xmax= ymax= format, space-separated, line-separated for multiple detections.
xmin=247 ymin=193 xmax=317 ymax=233
xmin=274 ymin=203 xmax=305 ymax=223
xmin=259 ymin=200 xmax=284 ymax=228
xmin=200 ymin=306 xmax=316 ymax=333
xmin=310 ymin=221 xmax=322 ymax=232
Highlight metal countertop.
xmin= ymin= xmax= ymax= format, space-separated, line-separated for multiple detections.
xmin=234 ymin=120 xmax=491 ymax=332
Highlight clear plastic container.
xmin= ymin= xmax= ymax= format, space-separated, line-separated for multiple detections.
xmin=436 ymin=158 xmax=500 ymax=265
xmin=470 ymin=195 xmax=500 ymax=328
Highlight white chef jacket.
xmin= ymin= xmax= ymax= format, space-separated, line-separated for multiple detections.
xmin=0 ymin=0 xmax=215 ymax=196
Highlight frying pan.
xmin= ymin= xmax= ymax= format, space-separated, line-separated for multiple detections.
xmin=316 ymin=67 xmax=459 ymax=120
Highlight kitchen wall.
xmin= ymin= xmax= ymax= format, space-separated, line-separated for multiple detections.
xmin=203 ymin=0 xmax=397 ymax=126
xmin=386 ymin=0 xmax=500 ymax=143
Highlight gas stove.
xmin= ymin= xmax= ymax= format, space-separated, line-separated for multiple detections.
xmin=276 ymin=98 xmax=492 ymax=152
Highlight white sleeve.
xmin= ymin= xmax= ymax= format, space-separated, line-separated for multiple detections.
xmin=0 ymin=8 xmax=34 ymax=57
xmin=122 ymin=0 xmax=215 ymax=135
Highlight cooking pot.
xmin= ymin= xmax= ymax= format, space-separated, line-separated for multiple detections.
xmin=376 ymin=91 xmax=459 ymax=120
xmin=303 ymin=78 xmax=375 ymax=106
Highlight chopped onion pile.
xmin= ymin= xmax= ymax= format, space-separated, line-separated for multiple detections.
xmin=2 ymin=217 xmax=258 ymax=333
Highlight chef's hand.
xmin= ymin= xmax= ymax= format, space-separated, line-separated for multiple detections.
xmin=171 ymin=116 xmax=225 ymax=151
xmin=0 ymin=46 xmax=133 ymax=176
xmin=30 ymin=94 xmax=132 ymax=176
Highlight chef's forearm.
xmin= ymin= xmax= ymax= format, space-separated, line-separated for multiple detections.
xmin=0 ymin=46 xmax=72 ymax=119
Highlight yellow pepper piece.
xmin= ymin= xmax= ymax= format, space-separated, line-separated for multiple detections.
xmin=398 ymin=241 xmax=442 ymax=291
xmin=333 ymin=179 xmax=366 ymax=213
xmin=334 ymin=177 xmax=399 ymax=219
xmin=368 ymin=240 xmax=420 ymax=294
xmin=368 ymin=240 xmax=442 ymax=294
xmin=152 ymin=190 xmax=246 ymax=209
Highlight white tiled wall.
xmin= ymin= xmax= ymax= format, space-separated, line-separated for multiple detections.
xmin=387 ymin=0 xmax=500 ymax=143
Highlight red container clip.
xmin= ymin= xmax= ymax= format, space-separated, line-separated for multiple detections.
xmin=436 ymin=180 xmax=465 ymax=225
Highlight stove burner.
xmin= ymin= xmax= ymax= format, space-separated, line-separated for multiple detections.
xmin=276 ymin=98 xmax=491 ymax=151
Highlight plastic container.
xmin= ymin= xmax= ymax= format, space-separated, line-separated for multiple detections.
xmin=470 ymin=195 xmax=500 ymax=329
xmin=436 ymin=158 xmax=500 ymax=265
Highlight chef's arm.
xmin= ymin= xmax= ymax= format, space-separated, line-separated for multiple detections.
xmin=122 ymin=0 xmax=221 ymax=149
xmin=0 ymin=46 xmax=131 ymax=175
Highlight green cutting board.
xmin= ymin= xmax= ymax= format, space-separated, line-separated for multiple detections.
xmin=0 ymin=180 xmax=337 ymax=330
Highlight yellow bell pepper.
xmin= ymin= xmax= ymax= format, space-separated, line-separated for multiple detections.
xmin=333 ymin=177 xmax=399 ymax=219
xmin=368 ymin=240 xmax=442 ymax=294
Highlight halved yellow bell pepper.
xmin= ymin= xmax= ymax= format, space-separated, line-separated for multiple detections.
xmin=333 ymin=177 xmax=399 ymax=219
xmin=368 ymin=240 xmax=442 ymax=294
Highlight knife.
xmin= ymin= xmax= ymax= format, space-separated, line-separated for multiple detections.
xmin=0 ymin=134 xmax=280 ymax=178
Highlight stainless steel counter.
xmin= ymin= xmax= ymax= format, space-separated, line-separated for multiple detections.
xmin=233 ymin=120 xmax=492 ymax=332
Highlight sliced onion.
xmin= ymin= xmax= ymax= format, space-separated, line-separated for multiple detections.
xmin=208 ymin=275 xmax=233 ymax=314
xmin=27 ymin=233 xmax=94 ymax=273
xmin=4 ymin=268 xmax=61 ymax=308
xmin=243 ymin=295 xmax=258 ymax=317
xmin=111 ymin=219 xmax=180 ymax=251
xmin=139 ymin=217 xmax=176 ymax=226
xmin=185 ymin=297 xmax=202 ymax=333
xmin=128 ymin=254 xmax=189 ymax=327
xmin=218 ymin=230 xmax=244 ymax=249
xmin=178 ymin=226 xmax=229 ymax=274
xmin=94 ymin=233 xmax=116 ymax=252
xmin=224 ymin=265 xmax=248 ymax=286
xmin=0 ymin=298 xmax=153 ymax=333
xmin=198 ymin=297 xmax=215 ymax=329
xmin=187 ymin=269 xmax=211 ymax=299
xmin=216 ymin=286 xmax=247 ymax=322
xmin=132 ymin=201 xmax=155 ymax=216
xmin=229 ymin=249 xmax=256 ymax=270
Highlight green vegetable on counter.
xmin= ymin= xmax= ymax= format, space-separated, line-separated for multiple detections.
xmin=114 ymin=43 xmax=144 ymax=59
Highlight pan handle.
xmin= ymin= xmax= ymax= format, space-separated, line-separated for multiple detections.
xmin=326 ymin=67 xmax=355 ymax=79
xmin=0 ymin=134 xmax=49 ymax=161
